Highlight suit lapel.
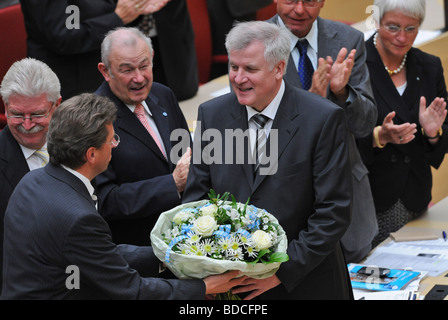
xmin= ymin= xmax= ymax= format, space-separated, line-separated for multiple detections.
xmin=317 ymin=18 xmax=340 ymax=60
xmin=226 ymin=102 xmax=255 ymax=188
xmin=252 ymin=85 xmax=300 ymax=191
xmin=146 ymin=94 xmax=172 ymax=161
xmin=45 ymin=163 xmax=96 ymax=208
xmin=0 ymin=127 xmax=30 ymax=188
xmin=401 ymin=49 xmax=423 ymax=122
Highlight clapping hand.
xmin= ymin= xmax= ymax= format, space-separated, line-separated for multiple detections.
xmin=116 ymin=0 xmax=170 ymax=25
xmin=419 ymin=96 xmax=447 ymax=142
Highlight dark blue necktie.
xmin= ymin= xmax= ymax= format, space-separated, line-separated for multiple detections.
xmin=296 ymin=39 xmax=314 ymax=90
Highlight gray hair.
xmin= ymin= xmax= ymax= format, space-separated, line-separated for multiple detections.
xmin=374 ymin=0 xmax=426 ymax=25
xmin=101 ymin=27 xmax=153 ymax=69
xmin=225 ymin=21 xmax=290 ymax=72
xmin=47 ymin=93 xmax=117 ymax=169
xmin=0 ymin=58 xmax=61 ymax=105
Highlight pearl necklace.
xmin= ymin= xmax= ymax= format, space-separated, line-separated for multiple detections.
xmin=373 ymin=33 xmax=407 ymax=76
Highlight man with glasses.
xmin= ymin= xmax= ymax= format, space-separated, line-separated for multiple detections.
xmin=0 ymin=58 xmax=61 ymax=293
xmin=267 ymin=0 xmax=379 ymax=263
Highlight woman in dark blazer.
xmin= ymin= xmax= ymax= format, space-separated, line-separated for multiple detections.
xmin=357 ymin=0 xmax=448 ymax=247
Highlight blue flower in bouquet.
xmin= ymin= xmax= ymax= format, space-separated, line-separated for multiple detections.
xmin=162 ymin=190 xmax=288 ymax=265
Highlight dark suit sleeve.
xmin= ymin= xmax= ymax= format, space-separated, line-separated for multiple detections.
xmin=96 ymin=166 xmax=181 ymax=221
xmin=327 ymin=29 xmax=377 ymax=139
xmin=65 ymin=211 xmax=205 ymax=299
xmin=20 ymin=0 xmax=123 ymax=55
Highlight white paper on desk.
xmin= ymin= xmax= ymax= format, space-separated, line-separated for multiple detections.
xmin=353 ymin=290 xmax=419 ymax=300
xmin=364 ymin=239 xmax=448 ymax=277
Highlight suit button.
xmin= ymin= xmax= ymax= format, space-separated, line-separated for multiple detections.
xmin=404 ymin=156 xmax=411 ymax=164
xmin=390 ymin=155 xmax=398 ymax=163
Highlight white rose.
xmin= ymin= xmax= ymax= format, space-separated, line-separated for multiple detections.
xmin=172 ymin=210 xmax=194 ymax=225
xmin=193 ymin=215 xmax=218 ymax=237
xmin=252 ymin=230 xmax=272 ymax=250
xmin=200 ymin=204 xmax=218 ymax=217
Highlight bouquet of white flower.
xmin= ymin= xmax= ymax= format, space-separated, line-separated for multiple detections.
xmin=150 ymin=190 xmax=289 ymax=283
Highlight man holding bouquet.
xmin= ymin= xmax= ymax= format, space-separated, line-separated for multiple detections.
xmin=183 ymin=21 xmax=353 ymax=299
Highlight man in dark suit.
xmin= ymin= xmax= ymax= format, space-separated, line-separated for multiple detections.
xmin=1 ymin=93 xmax=243 ymax=299
xmin=183 ymin=21 xmax=353 ymax=299
xmin=267 ymin=0 xmax=378 ymax=262
xmin=0 ymin=58 xmax=61 ymax=294
xmin=95 ymin=27 xmax=192 ymax=245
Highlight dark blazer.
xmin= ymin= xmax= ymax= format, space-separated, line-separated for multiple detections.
xmin=142 ymin=0 xmax=199 ymax=100
xmin=357 ymin=35 xmax=448 ymax=213
xmin=19 ymin=0 xmax=198 ymax=101
xmin=19 ymin=0 xmax=123 ymax=99
xmin=0 ymin=126 xmax=30 ymax=293
xmin=95 ymin=81 xmax=191 ymax=245
xmin=1 ymin=163 xmax=205 ymax=299
xmin=183 ymin=83 xmax=353 ymax=299
xmin=207 ymin=0 xmax=272 ymax=55
xmin=268 ymin=15 xmax=378 ymax=262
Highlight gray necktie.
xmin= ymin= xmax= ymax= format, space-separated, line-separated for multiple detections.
xmin=252 ymin=113 xmax=270 ymax=173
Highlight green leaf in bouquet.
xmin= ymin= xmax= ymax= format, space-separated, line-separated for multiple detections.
xmin=208 ymin=189 xmax=230 ymax=204
xmin=247 ymin=249 xmax=270 ymax=265
xmin=269 ymin=252 xmax=289 ymax=263
xmin=215 ymin=290 xmax=241 ymax=300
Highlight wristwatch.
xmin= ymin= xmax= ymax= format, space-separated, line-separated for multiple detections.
xmin=421 ymin=127 xmax=443 ymax=139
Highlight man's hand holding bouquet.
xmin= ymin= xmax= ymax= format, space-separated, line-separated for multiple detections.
xmin=150 ymin=190 xmax=289 ymax=299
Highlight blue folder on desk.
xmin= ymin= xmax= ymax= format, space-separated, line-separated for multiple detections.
xmin=349 ymin=264 xmax=421 ymax=291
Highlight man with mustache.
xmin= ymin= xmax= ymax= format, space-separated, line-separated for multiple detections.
xmin=0 ymin=58 xmax=62 ymax=293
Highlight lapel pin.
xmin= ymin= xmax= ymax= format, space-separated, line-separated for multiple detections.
xmin=162 ymin=112 xmax=168 ymax=117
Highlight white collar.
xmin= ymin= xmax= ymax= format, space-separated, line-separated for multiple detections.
xmin=61 ymin=165 xmax=95 ymax=200
xmin=126 ymin=100 xmax=152 ymax=116
xmin=20 ymin=143 xmax=47 ymax=160
xmin=278 ymin=17 xmax=319 ymax=54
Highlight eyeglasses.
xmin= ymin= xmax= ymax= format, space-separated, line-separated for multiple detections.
xmin=381 ymin=24 xmax=419 ymax=35
xmin=6 ymin=104 xmax=55 ymax=123
xmin=108 ymin=133 xmax=120 ymax=148
xmin=283 ymin=0 xmax=322 ymax=7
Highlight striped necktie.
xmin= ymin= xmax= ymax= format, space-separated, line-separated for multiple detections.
xmin=296 ymin=39 xmax=314 ymax=90
xmin=35 ymin=147 xmax=49 ymax=167
xmin=134 ymin=103 xmax=166 ymax=158
xmin=252 ymin=113 xmax=270 ymax=173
